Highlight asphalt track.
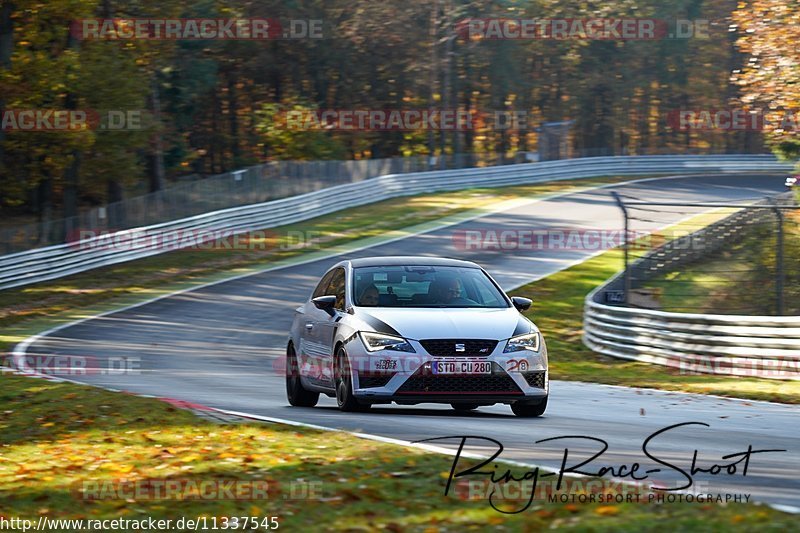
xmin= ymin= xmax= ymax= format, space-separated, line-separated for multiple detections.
xmin=18 ymin=173 xmax=800 ymax=510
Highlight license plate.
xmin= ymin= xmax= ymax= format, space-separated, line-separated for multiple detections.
xmin=432 ymin=360 xmax=492 ymax=375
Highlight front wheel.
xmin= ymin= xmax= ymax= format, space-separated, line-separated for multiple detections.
xmin=335 ymin=347 xmax=370 ymax=412
xmin=286 ymin=344 xmax=319 ymax=407
xmin=511 ymin=397 xmax=547 ymax=418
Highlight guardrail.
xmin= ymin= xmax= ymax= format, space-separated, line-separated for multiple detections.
xmin=2 ymin=152 xmax=520 ymax=254
xmin=0 ymin=154 xmax=792 ymax=292
xmin=584 ymin=192 xmax=800 ymax=380
xmin=584 ymin=299 xmax=800 ymax=380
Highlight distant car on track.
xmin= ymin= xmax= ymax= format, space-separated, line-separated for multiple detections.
xmin=286 ymin=256 xmax=549 ymax=417
xmin=786 ymin=175 xmax=798 ymax=189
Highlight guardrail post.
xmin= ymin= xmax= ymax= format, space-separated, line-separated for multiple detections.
xmin=611 ymin=191 xmax=631 ymax=305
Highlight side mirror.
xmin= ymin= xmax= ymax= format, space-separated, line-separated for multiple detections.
xmin=312 ymin=295 xmax=337 ymax=316
xmin=511 ymin=296 xmax=532 ymax=312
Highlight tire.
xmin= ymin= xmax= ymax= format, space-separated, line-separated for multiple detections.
xmin=286 ymin=344 xmax=319 ymax=407
xmin=511 ymin=397 xmax=547 ymax=418
xmin=335 ymin=346 xmax=370 ymax=412
xmin=451 ymin=403 xmax=480 ymax=412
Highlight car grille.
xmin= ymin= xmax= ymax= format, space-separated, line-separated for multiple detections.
xmin=396 ymin=363 xmax=522 ymax=395
xmin=357 ymin=375 xmax=394 ymax=389
xmin=521 ymin=371 xmax=546 ymax=389
xmin=419 ymin=339 xmax=498 ymax=358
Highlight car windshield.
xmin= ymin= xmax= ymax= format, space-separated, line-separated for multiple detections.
xmin=353 ymin=265 xmax=509 ymax=308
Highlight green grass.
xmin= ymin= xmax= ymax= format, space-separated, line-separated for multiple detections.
xmin=638 ymin=212 xmax=800 ymax=316
xmin=0 ymin=374 xmax=794 ymax=531
xmin=0 ymin=175 xmax=641 ymax=353
xmin=511 ymin=217 xmax=800 ymax=403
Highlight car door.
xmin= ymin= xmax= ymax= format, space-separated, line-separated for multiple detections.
xmin=299 ymin=269 xmax=336 ymax=383
xmin=315 ymin=267 xmax=347 ymax=384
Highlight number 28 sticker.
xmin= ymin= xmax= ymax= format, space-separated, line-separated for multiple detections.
xmin=506 ymin=359 xmax=529 ymax=372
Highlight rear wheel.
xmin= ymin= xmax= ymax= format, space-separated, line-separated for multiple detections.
xmin=286 ymin=344 xmax=319 ymax=407
xmin=511 ymin=397 xmax=547 ymax=418
xmin=451 ymin=403 xmax=479 ymax=412
xmin=335 ymin=346 xmax=370 ymax=412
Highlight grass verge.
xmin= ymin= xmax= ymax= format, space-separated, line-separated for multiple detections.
xmin=637 ymin=209 xmax=800 ymax=315
xmin=0 ymin=374 xmax=794 ymax=531
xmin=511 ymin=212 xmax=800 ymax=403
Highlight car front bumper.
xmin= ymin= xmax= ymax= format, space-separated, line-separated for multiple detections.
xmin=343 ymin=336 xmax=549 ymax=404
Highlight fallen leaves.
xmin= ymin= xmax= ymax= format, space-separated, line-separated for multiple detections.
xmin=595 ymin=505 xmax=620 ymax=516
xmin=0 ymin=374 xmax=796 ymax=531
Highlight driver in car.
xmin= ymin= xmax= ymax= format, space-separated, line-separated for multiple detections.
xmin=429 ymin=277 xmax=476 ymax=305
xmin=359 ymin=284 xmax=380 ymax=306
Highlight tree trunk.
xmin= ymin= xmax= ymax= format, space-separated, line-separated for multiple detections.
xmin=228 ymin=70 xmax=240 ymax=165
xmin=62 ymin=150 xmax=81 ymax=240
xmin=61 ymin=23 xmax=81 ymax=242
xmin=427 ymin=0 xmax=438 ymax=165
xmin=106 ymin=178 xmax=124 ymax=229
xmin=99 ymin=0 xmax=124 ymax=225
xmin=148 ymin=77 xmax=166 ymax=192
xmin=212 ymin=88 xmax=222 ymax=172
xmin=452 ymin=38 xmax=462 ymax=164
xmin=36 ymin=175 xmax=53 ymax=244
xmin=0 ymin=1 xmax=15 ymax=166
xmin=440 ymin=0 xmax=451 ymax=168
xmin=462 ymin=59 xmax=474 ymax=165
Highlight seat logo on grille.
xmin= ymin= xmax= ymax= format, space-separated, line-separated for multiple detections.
xmin=455 ymin=343 xmax=466 ymax=352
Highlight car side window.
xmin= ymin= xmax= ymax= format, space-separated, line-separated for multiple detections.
xmin=313 ymin=270 xmax=335 ymax=298
xmin=472 ymin=278 xmax=501 ymax=306
xmin=326 ymin=268 xmax=346 ymax=310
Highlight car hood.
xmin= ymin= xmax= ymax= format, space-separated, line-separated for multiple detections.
xmin=355 ymin=307 xmax=533 ymax=340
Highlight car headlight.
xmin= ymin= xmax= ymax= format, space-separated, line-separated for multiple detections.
xmin=359 ymin=332 xmax=416 ymax=353
xmin=503 ymin=332 xmax=540 ymax=353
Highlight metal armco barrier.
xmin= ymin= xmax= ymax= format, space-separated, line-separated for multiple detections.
xmin=0 ymin=154 xmax=793 ymax=292
xmin=584 ymin=191 xmax=800 ymax=380
xmin=583 ymin=298 xmax=800 ymax=380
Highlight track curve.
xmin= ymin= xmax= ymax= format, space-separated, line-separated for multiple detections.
xmin=18 ymin=173 xmax=800 ymax=509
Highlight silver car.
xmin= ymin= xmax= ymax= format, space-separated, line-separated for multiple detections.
xmin=286 ymin=256 xmax=549 ymax=417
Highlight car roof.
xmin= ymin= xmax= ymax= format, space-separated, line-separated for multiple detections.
xmin=347 ymin=256 xmax=481 ymax=268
